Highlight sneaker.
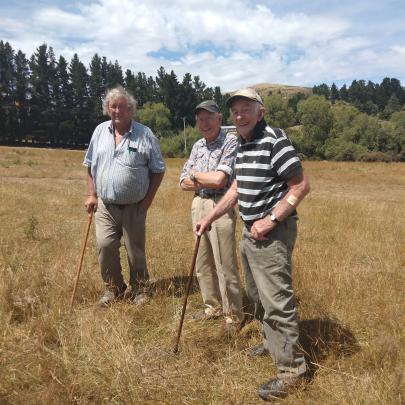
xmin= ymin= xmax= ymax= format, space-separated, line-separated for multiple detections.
xmin=191 ymin=307 xmax=222 ymax=321
xmin=248 ymin=344 xmax=269 ymax=358
xmin=258 ymin=377 xmax=302 ymax=401
xmin=98 ymin=284 xmax=127 ymax=308
xmin=223 ymin=317 xmax=241 ymax=337
xmin=131 ymin=293 xmax=150 ymax=307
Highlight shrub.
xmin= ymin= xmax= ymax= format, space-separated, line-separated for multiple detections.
xmin=357 ymin=152 xmax=393 ymax=162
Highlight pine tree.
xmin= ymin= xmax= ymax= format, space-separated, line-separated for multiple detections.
xmin=30 ymin=44 xmax=54 ymax=144
xmin=0 ymin=41 xmax=17 ymax=142
xmin=14 ymin=50 xmax=30 ymax=143
xmin=330 ymin=83 xmax=339 ymax=104
xmin=69 ymin=53 xmax=89 ymax=145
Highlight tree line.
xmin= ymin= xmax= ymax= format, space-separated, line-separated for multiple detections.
xmin=0 ymin=41 xmax=228 ymax=148
xmin=1 ymin=40 xmax=405 ymax=161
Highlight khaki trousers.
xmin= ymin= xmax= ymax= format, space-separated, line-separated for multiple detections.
xmin=240 ymin=218 xmax=306 ymax=378
xmin=95 ymin=199 xmax=148 ymax=291
xmin=191 ymin=196 xmax=244 ymax=322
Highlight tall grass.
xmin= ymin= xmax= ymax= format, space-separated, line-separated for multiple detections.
xmin=0 ymin=147 xmax=404 ymax=404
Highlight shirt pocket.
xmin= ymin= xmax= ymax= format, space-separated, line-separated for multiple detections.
xmin=117 ymin=141 xmax=148 ymax=168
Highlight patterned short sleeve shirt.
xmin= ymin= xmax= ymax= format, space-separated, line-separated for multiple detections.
xmin=180 ymin=130 xmax=238 ymax=194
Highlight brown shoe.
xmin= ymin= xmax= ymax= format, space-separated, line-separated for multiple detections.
xmin=258 ymin=376 xmax=303 ymax=400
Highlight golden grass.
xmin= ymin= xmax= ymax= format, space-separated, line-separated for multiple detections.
xmin=0 ymin=146 xmax=404 ymax=404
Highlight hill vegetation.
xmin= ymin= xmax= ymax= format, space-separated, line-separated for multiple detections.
xmin=1 ymin=40 xmax=405 ymax=161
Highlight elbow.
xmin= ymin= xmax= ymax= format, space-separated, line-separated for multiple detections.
xmin=213 ymin=173 xmax=228 ymax=189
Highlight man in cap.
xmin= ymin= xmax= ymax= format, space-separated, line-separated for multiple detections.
xmin=195 ymin=88 xmax=310 ymax=400
xmin=180 ymin=100 xmax=244 ymax=332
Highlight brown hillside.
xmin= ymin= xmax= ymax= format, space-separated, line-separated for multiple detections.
xmin=227 ymin=82 xmax=312 ymax=98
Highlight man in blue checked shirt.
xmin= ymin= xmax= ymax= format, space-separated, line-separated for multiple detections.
xmin=84 ymin=86 xmax=165 ymax=308
xmin=180 ymin=100 xmax=244 ymax=334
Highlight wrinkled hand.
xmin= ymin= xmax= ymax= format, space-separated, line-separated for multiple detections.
xmin=250 ymin=216 xmax=275 ymax=240
xmin=85 ymin=195 xmax=98 ymax=213
xmin=138 ymin=197 xmax=152 ymax=212
xmin=194 ymin=217 xmax=212 ymax=236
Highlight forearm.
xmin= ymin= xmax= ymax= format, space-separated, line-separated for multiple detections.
xmin=205 ymin=181 xmax=238 ymax=224
xmin=86 ymin=167 xmax=97 ymax=197
xmin=144 ymin=172 xmax=165 ymax=202
xmin=192 ymin=171 xmax=227 ymax=189
xmin=272 ymin=172 xmax=310 ymax=221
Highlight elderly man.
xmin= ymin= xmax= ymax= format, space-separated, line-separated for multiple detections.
xmin=180 ymin=100 xmax=244 ymax=331
xmin=195 ymin=89 xmax=310 ymax=400
xmin=84 ymin=86 xmax=165 ymax=307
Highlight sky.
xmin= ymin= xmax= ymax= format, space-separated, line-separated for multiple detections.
xmin=0 ymin=0 xmax=404 ymax=92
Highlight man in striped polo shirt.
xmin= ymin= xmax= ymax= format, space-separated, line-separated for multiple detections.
xmin=195 ymin=88 xmax=310 ymax=400
xmin=84 ymin=86 xmax=165 ymax=308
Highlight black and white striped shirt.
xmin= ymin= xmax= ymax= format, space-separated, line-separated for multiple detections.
xmin=235 ymin=120 xmax=302 ymax=226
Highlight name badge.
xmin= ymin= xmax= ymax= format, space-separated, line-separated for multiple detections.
xmin=128 ymin=141 xmax=137 ymax=152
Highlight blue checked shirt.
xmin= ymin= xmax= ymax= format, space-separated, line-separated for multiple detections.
xmin=84 ymin=120 xmax=165 ymax=204
xmin=180 ymin=130 xmax=238 ymax=195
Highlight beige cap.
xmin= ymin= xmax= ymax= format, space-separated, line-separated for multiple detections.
xmin=226 ymin=88 xmax=264 ymax=107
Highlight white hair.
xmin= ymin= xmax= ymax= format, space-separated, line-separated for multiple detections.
xmin=102 ymin=85 xmax=137 ymax=115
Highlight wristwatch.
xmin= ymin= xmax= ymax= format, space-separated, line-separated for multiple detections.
xmin=190 ymin=172 xmax=196 ymax=182
xmin=269 ymin=212 xmax=280 ymax=224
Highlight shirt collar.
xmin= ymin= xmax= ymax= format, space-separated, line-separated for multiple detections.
xmin=108 ymin=120 xmax=134 ymax=136
xmin=203 ymin=129 xmax=225 ymax=147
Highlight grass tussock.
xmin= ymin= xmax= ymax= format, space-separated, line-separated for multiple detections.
xmin=0 ymin=146 xmax=404 ymax=404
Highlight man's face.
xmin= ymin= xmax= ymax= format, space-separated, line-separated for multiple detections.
xmin=230 ymin=99 xmax=265 ymax=141
xmin=195 ymin=110 xmax=222 ymax=142
xmin=108 ymin=97 xmax=132 ymax=128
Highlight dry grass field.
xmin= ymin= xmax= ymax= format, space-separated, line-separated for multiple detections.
xmin=0 ymin=146 xmax=404 ymax=404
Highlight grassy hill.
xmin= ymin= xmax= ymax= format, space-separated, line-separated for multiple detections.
xmin=227 ymin=82 xmax=312 ymax=98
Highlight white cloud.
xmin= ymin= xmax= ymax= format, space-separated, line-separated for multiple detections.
xmin=0 ymin=0 xmax=404 ymax=90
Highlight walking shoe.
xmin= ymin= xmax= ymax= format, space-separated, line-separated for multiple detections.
xmin=248 ymin=344 xmax=269 ymax=358
xmin=125 ymin=285 xmax=151 ymax=306
xmin=131 ymin=293 xmax=150 ymax=307
xmin=191 ymin=307 xmax=222 ymax=321
xmin=98 ymin=284 xmax=127 ymax=308
xmin=223 ymin=317 xmax=241 ymax=338
xmin=258 ymin=376 xmax=302 ymax=401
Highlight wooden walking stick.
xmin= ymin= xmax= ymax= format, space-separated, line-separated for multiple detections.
xmin=173 ymin=235 xmax=201 ymax=353
xmin=70 ymin=211 xmax=93 ymax=311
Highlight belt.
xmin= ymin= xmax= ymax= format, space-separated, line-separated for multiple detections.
xmin=194 ymin=192 xmax=224 ymax=199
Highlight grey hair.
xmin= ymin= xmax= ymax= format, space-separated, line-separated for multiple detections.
xmin=102 ymin=85 xmax=137 ymax=115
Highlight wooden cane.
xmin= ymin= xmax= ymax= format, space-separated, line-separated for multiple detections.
xmin=69 ymin=211 xmax=93 ymax=311
xmin=173 ymin=235 xmax=201 ymax=353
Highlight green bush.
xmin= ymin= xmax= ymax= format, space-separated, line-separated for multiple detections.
xmin=357 ymin=152 xmax=393 ymax=162
xmin=323 ymin=138 xmax=368 ymax=161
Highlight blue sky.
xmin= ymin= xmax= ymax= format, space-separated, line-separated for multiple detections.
xmin=0 ymin=0 xmax=404 ymax=91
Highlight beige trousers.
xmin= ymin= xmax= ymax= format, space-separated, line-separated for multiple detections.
xmin=95 ymin=199 xmax=148 ymax=291
xmin=191 ymin=196 xmax=244 ymax=322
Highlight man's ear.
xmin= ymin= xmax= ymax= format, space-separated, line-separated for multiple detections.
xmin=258 ymin=107 xmax=265 ymax=120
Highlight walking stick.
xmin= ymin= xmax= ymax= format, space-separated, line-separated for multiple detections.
xmin=173 ymin=234 xmax=201 ymax=353
xmin=69 ymin=211 xmax=93 ymax=311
